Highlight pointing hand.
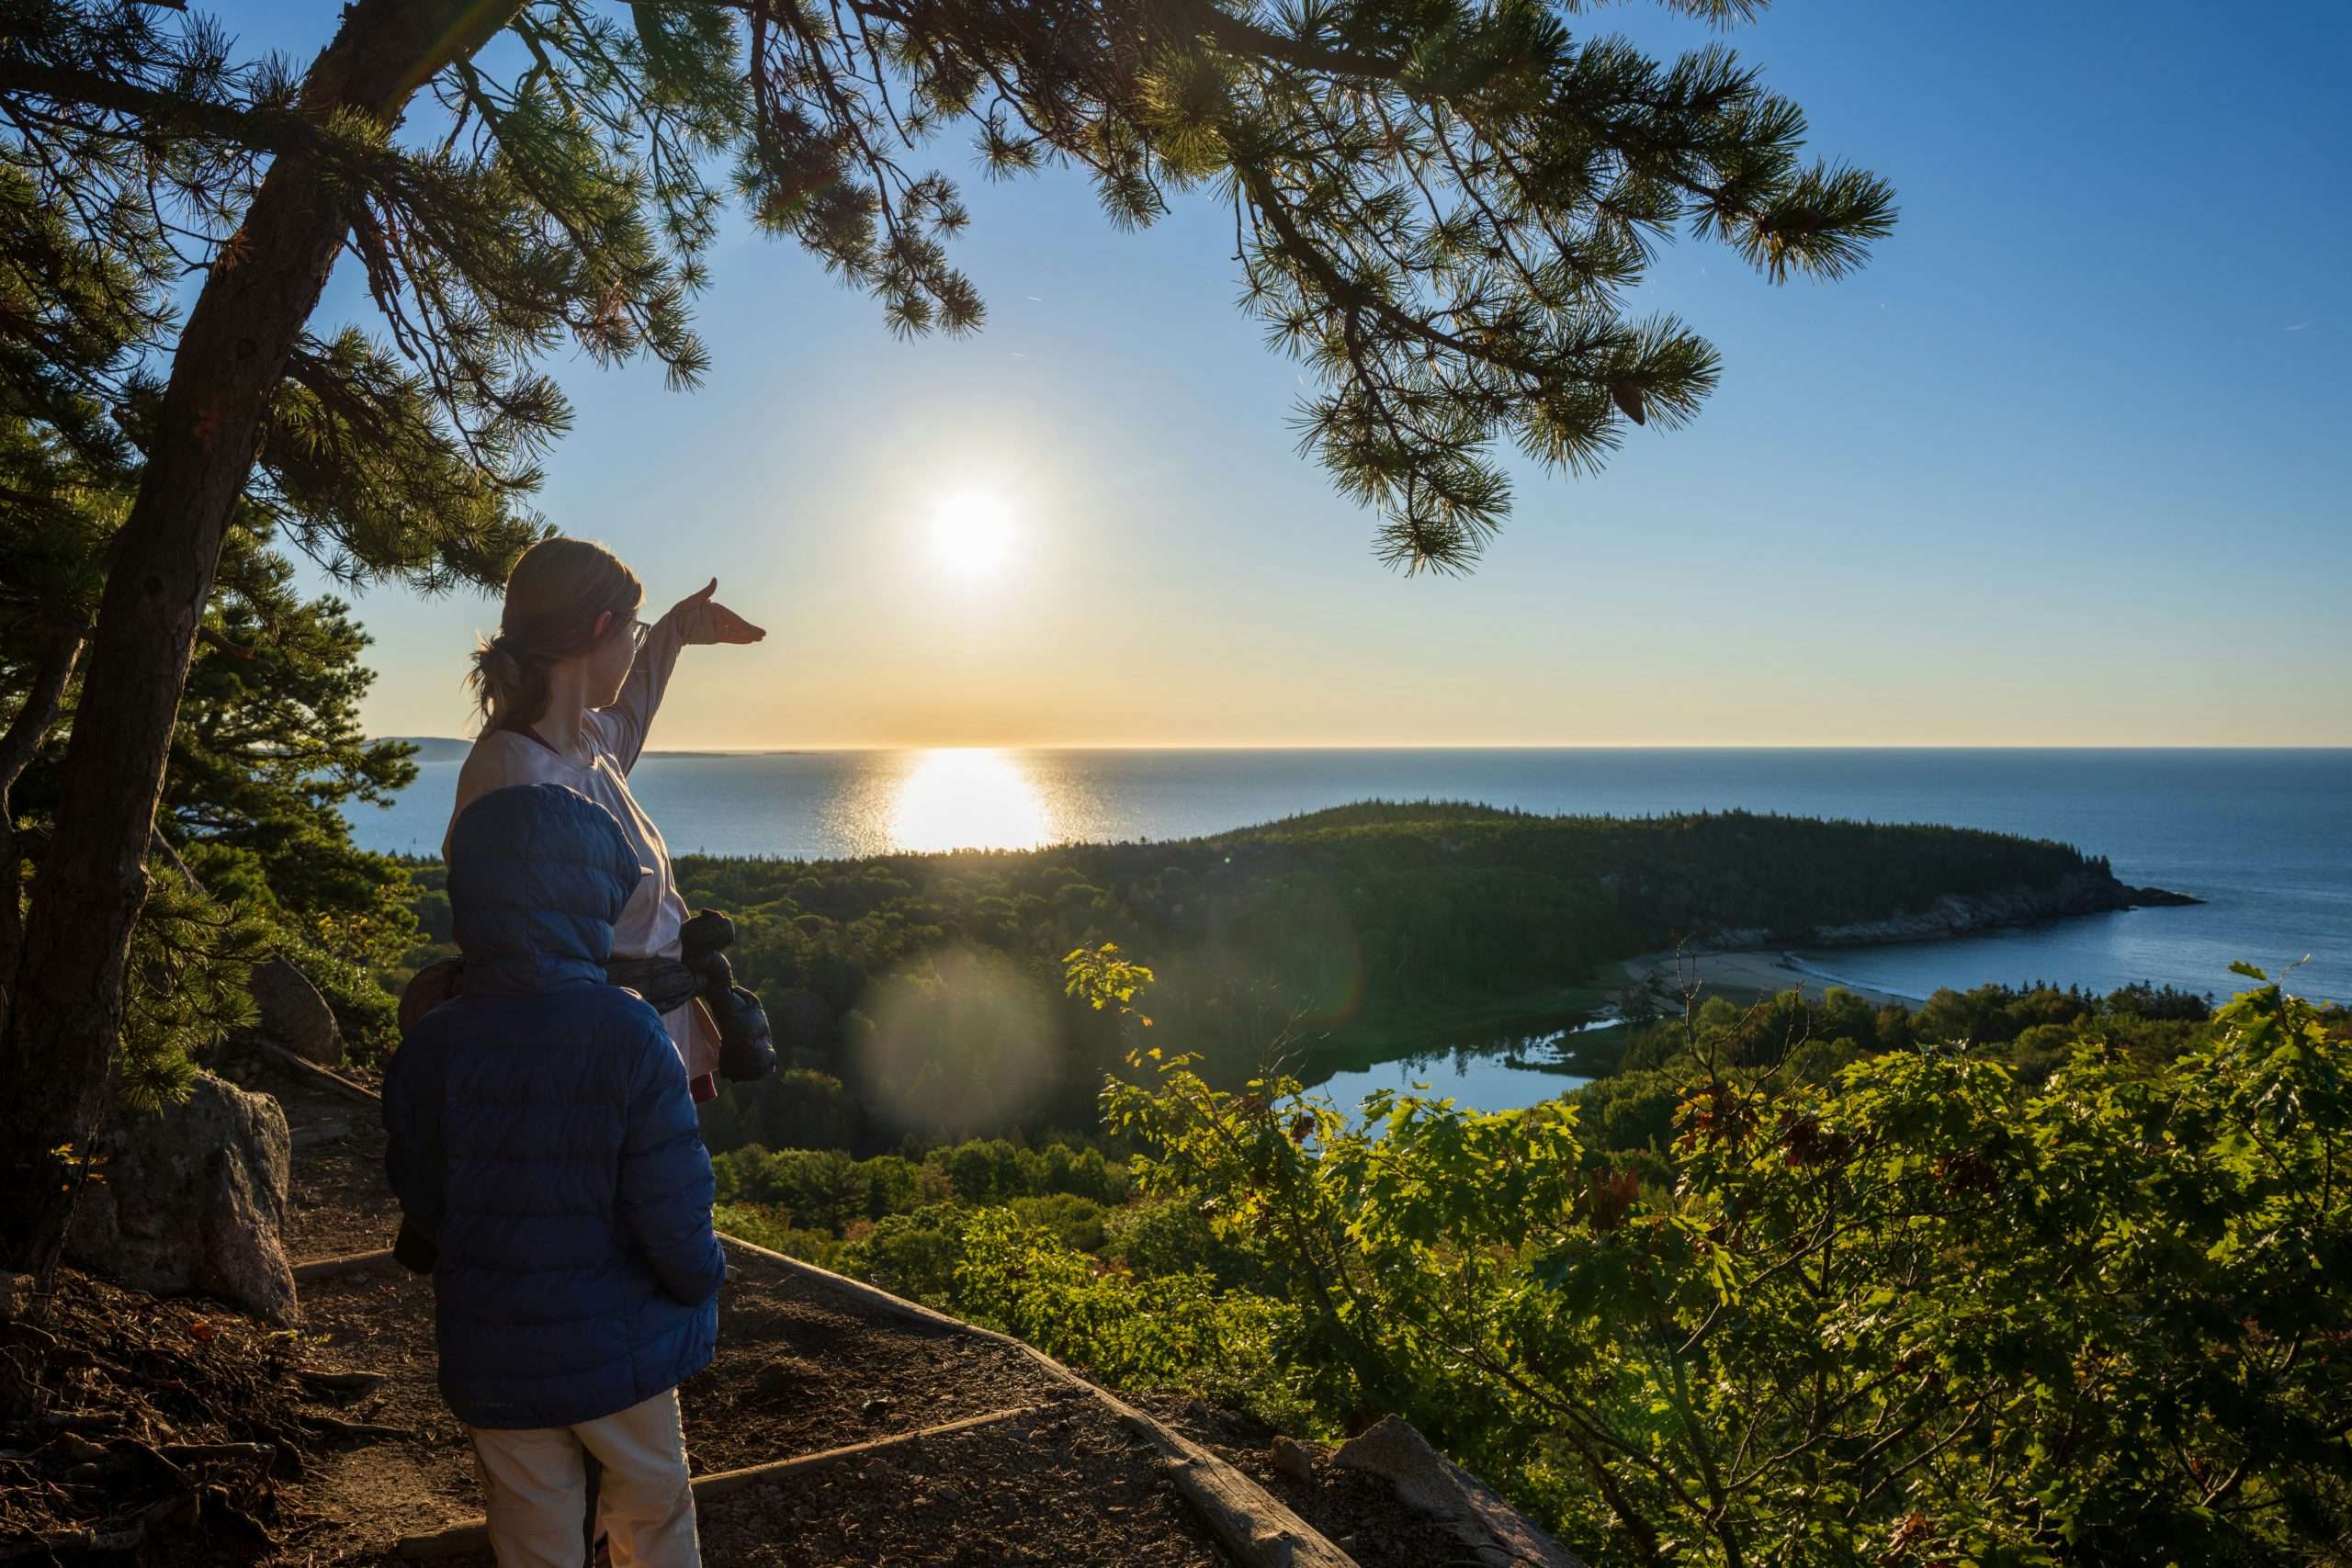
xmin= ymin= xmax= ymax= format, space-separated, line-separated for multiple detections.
xmin=673 ymin=579 xmax=765 ymax=646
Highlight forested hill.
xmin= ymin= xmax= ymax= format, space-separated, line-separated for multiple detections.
xmin=1196 ymin=801 xmax=2182 ymax=944
xmin=401 ymin=803 xmax=2187 ymax=1149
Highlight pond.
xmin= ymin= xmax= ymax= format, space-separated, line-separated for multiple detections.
xmin=1303 ymin=1014 xmax=1620 ymax=1116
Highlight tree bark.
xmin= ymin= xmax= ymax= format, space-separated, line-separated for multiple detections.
xmin=0 ymin=0 xmax=518 ymax=1276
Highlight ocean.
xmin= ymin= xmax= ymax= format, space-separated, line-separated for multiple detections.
xmin=351 ymin=747 xmax=2351 ymax=1010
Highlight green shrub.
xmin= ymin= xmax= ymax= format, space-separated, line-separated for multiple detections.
xmin=1100 ymin=1199 xmax=1262 ymax=1292
xmin=1005 ymin=1192 xmax=1105 ymax=1253
xmin=842 ymin=1203 xmax=970 ymax=1305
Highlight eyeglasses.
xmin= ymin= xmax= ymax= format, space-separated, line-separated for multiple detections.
xmin=588 ymin=606 xmax=653 ymax=649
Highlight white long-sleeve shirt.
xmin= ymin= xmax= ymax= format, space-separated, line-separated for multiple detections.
xmin=445 ymin=605 xmax=719 ymax=1085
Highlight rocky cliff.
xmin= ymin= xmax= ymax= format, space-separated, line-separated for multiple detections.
xmin=1798 ymin=869 xmax=2199 ymax=947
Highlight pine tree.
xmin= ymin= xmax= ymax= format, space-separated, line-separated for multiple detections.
xmin=1 ymin=412 xmax=433 ymax=1113
xmin=0 ymin=0 xmax=1892 ymax=1271
xmin=160 ymin=525 xmax=430 ymax=1050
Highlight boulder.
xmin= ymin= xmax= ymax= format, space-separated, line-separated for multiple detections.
xmin=250 ymin=954 xmax=343 ymax=1066
xmin=1335 ymin=1416 xmax=1585 ymax=1568
xmin=65 ymin=1071 xmax=299 ymax=1325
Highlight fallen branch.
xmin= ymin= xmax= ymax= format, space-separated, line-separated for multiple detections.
xmin=395 ymin=1403 xmax=1053 ymax=1560
xmin=253 ymin=1040 xmax=381 ymax=1106
xmin=294 ymin=1366 xmax=386 ymax=1398
xmin=1101 ymin=1402 xmax=1361 ymax=1568
xmin=1336 ymin=1416 xmax=1588 ymax=1567
xmin=155 ymin=1442 xmax=275 ymax=1463
xmin=300 ymin=1412 xmax=411 ymax=1442
xmin=289 ymin=1247 xmax=394 ymax=1284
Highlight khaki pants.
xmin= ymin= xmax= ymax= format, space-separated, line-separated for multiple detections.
xmin=469 ymin=1388 xmax=700 ymax=1567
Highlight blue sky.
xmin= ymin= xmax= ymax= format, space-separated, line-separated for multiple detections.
xmin=239 ymin=0 xmax=2350 ymax=747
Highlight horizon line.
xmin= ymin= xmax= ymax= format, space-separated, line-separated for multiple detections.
xmin=376 ymin=737 xmax=2352 ymax=753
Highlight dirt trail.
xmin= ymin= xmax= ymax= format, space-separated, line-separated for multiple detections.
xmin=233 ymin=1052 xmax=1317 ymax=1567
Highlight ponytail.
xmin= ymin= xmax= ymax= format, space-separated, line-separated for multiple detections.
xmin=468 ymin=631 xmax=556 ymax=736
xmin=468 ymin=538 xmax=643 ymax=738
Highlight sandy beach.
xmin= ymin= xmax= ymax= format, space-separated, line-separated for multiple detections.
xmin=1620 ymin=950 xmax=1920 ymax=1011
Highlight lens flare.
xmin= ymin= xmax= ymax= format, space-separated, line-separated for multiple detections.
xmin=856 ymin=950 xmax=1057 ymax=1138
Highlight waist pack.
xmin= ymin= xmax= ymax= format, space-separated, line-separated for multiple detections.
xmin=397 ymin=907 xmax=776 ymax=1084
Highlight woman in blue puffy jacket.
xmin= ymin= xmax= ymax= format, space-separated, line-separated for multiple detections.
xmin=386 ymin=781 xmax=725 ymax=1566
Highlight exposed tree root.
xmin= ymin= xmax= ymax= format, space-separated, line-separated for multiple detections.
xmin=0 ymin=1271 xmax=401 ymax=1559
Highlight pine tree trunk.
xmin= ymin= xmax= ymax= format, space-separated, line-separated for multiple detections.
xmin=0 ymin=0 xmax=518 ymax=1277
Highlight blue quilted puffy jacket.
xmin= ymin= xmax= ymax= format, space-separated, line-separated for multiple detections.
xmin=383 ymin=783 xmax=724 ymax=1430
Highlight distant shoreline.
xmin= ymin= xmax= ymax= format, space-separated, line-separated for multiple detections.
xmin=376 ymin=739 xmax=2352 ymax=755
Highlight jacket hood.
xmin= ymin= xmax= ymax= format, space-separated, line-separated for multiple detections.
xmin=447 ymin=783 xmax=643 ymax=995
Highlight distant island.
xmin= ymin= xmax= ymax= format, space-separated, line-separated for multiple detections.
xmin=375 ymin=737 xmax=776 ymax=762
xmin=378 ymin=736 xmax=472 ymax=762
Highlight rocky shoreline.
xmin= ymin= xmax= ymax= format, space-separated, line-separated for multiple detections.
xmin=1802 ymin=870 xmax=2199 ymax=948
xmin=1620 ymin=871 xmax=2203 ymax=1008
xmin=1652 ymin=870 xmax=2198 ymax=954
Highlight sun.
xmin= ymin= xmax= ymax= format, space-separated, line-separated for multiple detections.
xmin=929 ymin=491 xmax=1018 ymax=580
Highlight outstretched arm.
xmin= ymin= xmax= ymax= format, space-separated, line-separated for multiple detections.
xmin=594 ymin=578 xmax=766 ymax=774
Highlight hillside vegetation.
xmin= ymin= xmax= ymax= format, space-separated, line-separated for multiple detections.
xmin=709 ymin=957 xmax=2351 ymax=1566
xmin=404 ymin=803 xmax=2170 ymax=1152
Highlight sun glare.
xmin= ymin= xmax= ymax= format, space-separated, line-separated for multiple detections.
xmin=888 ymin=748 xmax=1053 ymax=852
xmin=929 ymin=491 xmax=1018 ymax=580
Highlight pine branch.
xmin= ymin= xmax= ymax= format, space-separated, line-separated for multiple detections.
xmin=0 ymin=630 xmax=81 ymax=807
xmin=0 ymin=57 xmax=323 ymax=160
xmin=0 ymin=0 xmax=1893 ymax=586
xmin=1171 ymin=0 xmax=1401 ymax=79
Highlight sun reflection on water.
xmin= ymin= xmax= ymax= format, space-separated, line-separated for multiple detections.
xmin=887 ymin=749 xmax=1056 ymax=852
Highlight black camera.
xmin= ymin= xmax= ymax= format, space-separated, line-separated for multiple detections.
xmin=678 ymin=909 xmax=775 ymax=1082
